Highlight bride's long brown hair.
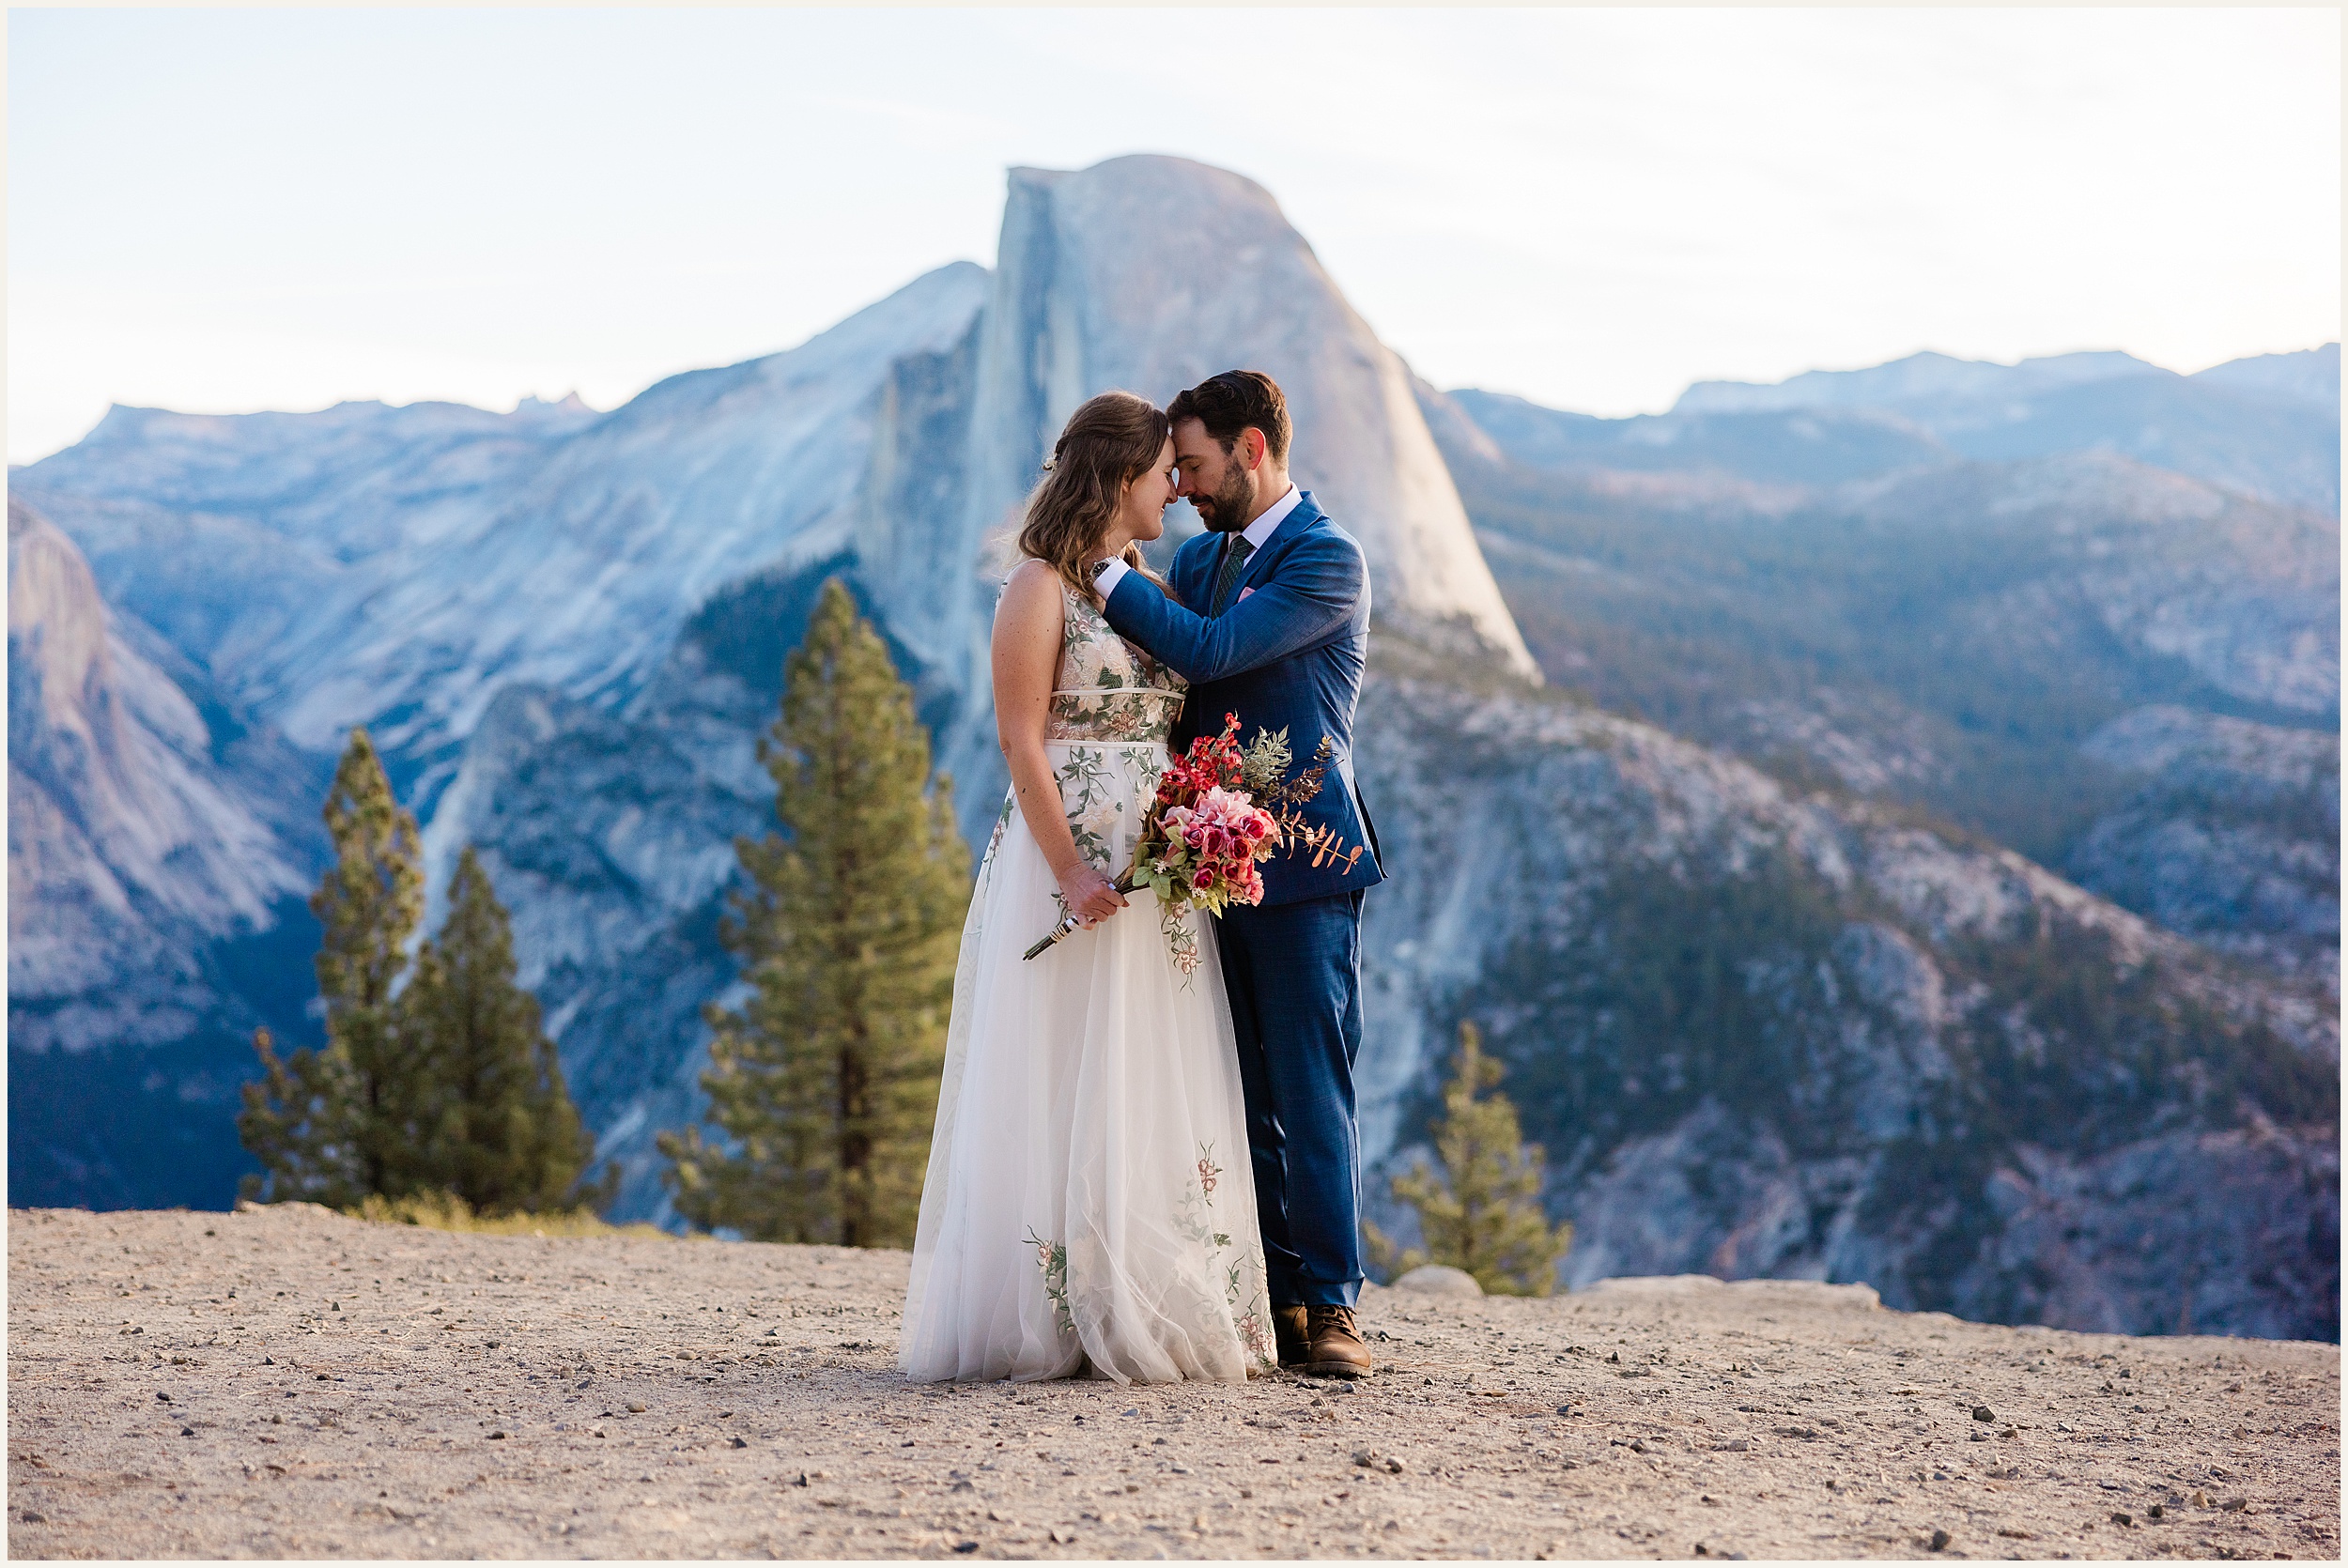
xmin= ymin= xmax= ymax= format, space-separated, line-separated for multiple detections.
xmin=1017 ymin=392 xmax=1173 ymax=602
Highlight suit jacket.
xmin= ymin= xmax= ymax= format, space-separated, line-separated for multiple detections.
xmin=1102 ymin=489 xmax=1385 ymax=907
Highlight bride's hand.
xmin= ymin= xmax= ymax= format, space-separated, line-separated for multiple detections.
xmin=1057 ymin=863 xmax=1128 ymax=926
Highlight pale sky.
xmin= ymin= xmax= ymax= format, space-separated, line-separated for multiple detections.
xmin=8 ymin=7 xmax=2340 ymax=464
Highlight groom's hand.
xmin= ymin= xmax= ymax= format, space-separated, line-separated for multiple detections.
xmin=1056 ymin=863 xmax=1128 ymax=926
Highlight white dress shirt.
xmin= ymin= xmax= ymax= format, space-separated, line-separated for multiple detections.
xmin=1092 ymin=483 xmax=1299 ymax=601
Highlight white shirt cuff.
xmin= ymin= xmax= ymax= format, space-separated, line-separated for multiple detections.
xmin=1092 ymin=558 xmax=1131 ymax=598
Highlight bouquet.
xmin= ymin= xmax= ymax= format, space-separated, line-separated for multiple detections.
xmin=1025 ymin=713 xmax=1301 ymax=972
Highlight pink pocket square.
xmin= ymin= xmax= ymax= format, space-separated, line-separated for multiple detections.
xmin=1238 ymin=587 xmax=1255 ymax=602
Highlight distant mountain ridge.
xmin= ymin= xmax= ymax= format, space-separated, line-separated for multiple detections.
xmin=1676 ymin=347 xmax=2159 ymax=413
xmin=1676 ymin=343 xmax=2340 ymax=419
xmin=1445 ymin=389 xmax=1951 ymax=490
xmin=2192 ymin=344 xmax=2343 ymax=417
xmin=1661 ymin=344 xmax=2341 ymax=513
xmin=1455 ymin=344 xmax=2340 ymax=515
xmin=1423 ymin=355 xmax=2340 ymax=994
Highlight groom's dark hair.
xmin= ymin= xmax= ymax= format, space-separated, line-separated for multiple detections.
xmin=1167 ymin=370 xmax=1291 ymax=464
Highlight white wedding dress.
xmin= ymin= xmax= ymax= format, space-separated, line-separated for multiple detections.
xmin=901 ymin=583 xmax=1275 ymax=1384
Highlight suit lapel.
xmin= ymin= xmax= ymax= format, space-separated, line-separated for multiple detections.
xmin=1229 ymin=491 xmax=1322 ymax=601
xmin=1180 ymin=531 xmax=1221 ymax=611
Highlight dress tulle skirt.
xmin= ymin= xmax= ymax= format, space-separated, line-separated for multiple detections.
xmin=901 ymin=739 xmax=1275 ymax=1384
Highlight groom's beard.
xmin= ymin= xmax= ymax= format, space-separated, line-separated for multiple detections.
xmin=1195 ymin=468 xmax=1256 ymax=532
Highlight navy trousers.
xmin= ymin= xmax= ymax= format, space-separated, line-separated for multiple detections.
xmin=1213 ymin=887 xmax=1367 ymax=1308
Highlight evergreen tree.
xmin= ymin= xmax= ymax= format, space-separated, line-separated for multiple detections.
xmin=659 ymin=580 xmax=970 ymax=1247
xmin=239 ymin=728 xmax=429 ymax=1206
xmin=403 ymin=847 xmax=611 ymax=1215
xmin=1366 ymin=1022 xmax=1574 ymax=1296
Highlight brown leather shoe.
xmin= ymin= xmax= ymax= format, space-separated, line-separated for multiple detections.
xmin=1273 ymin=1306 xmax=1310 ymax=1369
xmin=1303 ymin=1304 xmax=1373 ymax=1378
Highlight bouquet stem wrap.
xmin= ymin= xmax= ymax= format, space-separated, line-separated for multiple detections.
xmin=1024 ymin=871 xmax=1141 ymax=961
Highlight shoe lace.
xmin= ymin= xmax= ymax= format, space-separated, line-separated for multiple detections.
xmin=1307 ymin=1304 xmax=1357 ymax=1334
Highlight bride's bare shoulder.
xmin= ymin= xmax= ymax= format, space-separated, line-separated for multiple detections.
xmin=994 ymin=559 xmax=1066 ymax=638
xmin=1002 ymin=557 xmax=1063 ymax=595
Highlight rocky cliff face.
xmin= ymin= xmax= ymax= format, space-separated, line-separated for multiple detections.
xmin=19 ymin=266 xmax=990 ymax=799
xmin=1429 ymin=382 xmax=2340 ymax=995
xmin=968 ymin=160 xmax=1534 ymax=669
xmin=2066 ymin=706 xmax=2339 ymax=983
xmin=1353 ymin=642 xmax=2337 ymax=1339
xmin=8 ymin=499 xmax=316 ymax=1050
xmin=11 ymin=159 xmax=2337 ymax=1336
xmin=1845 ymin=455 xmax=2337 ymax=718
xmin=8 ymin=498 xmax=329 ymax=1207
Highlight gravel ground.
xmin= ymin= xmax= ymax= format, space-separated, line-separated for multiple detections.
xmin=8 ymin=1203 xmax=2338 ymax=1560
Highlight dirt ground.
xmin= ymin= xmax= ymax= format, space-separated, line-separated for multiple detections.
xmin=7 ymin=1202 xmax=2338 ymax=1560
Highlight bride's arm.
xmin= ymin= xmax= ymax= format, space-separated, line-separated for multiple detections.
xmin=994 ymin=561 xmax=1129 ymax=928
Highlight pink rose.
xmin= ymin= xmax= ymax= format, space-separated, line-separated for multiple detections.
xmin=1193 ymin=869 xmax=1216 ymax=890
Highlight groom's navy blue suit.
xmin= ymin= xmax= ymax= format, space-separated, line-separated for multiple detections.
xmin=1103 ymin=490 xmax=1383 ymax=1308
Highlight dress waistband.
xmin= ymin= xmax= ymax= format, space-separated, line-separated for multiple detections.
xmin=1041 ymin=738 xmax=1168 ymax=748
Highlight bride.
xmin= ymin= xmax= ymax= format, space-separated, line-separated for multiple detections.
xmin=899 ymin=392 xmax=1275 ymax=1384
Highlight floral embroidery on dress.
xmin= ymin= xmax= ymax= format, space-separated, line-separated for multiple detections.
xmin=1045 ymin=586 xmax=1185 ymax=744
xmin=1175 ymin=1143 xmax=1234 ymax=1250
xmin=1172 ymin=1143 xmax=1274 ymax=1372
xmin=981 ymin=792 xmax=1014 ymax=877
xmin=1024 ymin=1229 xmax=1074 ymax=1335
xmin=1158 ymin=908 xmax=1201 ymax=984
xmin=1053 ymin=746 xmax=1120 ymax=872
xmin=1235 ymin=1301 xmax=1272 ymax=1365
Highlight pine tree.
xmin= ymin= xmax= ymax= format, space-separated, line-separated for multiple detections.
xmin=659 ymin=580 xmax=970 ymax=1246
xmin=239 ymin=728 xmax=429 ymax=1207
xmin=1365 ymin=1022 xmax=1574 ymax=1296
xmin=403 ymin=847 xmax=610 ymax=1215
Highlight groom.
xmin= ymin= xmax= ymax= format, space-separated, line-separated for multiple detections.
xmin=1092 ymin=370 xmax=1383 ymax=1379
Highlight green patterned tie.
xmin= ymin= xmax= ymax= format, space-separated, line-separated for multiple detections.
xmin=1211 ymin=536 xmax=1257 ymax=615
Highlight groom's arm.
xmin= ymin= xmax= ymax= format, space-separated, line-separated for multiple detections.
xmin=1098 ymin=530 xmax=1365 ymax=685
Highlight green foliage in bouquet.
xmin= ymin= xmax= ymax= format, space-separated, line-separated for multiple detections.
xmin=1236 ymin=724 xmax=1334 ymax=812
xmin=239 ymin=729 xmax=607 ymax=1215
xmin=1366 ymin=1022 xmax=1573 ymax=1297
xmin=660 ymin=580 xmax=970 ymax=1248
